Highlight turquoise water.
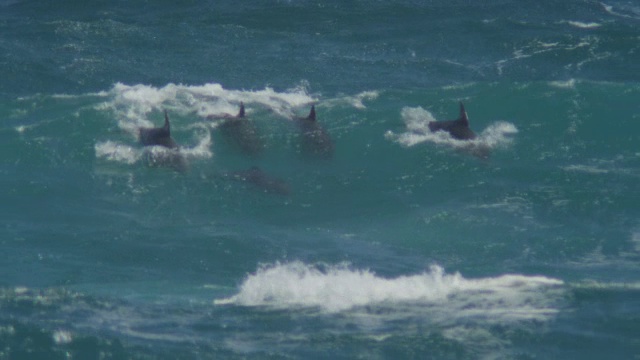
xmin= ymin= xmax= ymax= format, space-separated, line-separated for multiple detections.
xmin=1 ymin=1 xmax=639 ymax=359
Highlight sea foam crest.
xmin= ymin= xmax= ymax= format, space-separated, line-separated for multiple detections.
xmin=216 ymin=262 xmax=564 ymax=322
xmin=562 ymin=20 xmax=602 ymax=29
xmin=385 ymin=106 xmax=518 ymax=153
xmin=549 ymin=79 xmax=578 ymax=89
xmin=326 ymin=90 xmax=379 ymax=109
xmin=100 ymin=82 xmax=316 ymax=131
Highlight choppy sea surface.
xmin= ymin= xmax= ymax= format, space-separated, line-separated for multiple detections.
xmin=1 ymin=1 xmax=639 ymax=359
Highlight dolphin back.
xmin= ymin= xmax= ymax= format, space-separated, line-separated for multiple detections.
xmin=139 ymin=110 xmax=178 ymax=148
xmin=139 ymin=128 xmax=177 ymax=148
xmin=294 ymin=105 xmax=333 ymax=158
xmin=218 ymin=103 xmax=263 ymax=156
xmin=428 ymin=102 xmax=476 ymax=140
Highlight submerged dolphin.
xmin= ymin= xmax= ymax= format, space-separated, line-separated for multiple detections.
xmin=428 ymin=102 xmax=476 ymax=140
xmin=221 ymin=166 xmax=290 ymax=196
xmin=138 ymin=110 xmax=188 ymax=172
xmin=294 ymin=105 xmax=334 ymax=158
xmin=208 ymin=103 xmax=263 ymax=156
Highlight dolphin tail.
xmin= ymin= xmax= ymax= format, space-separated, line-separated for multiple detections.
xmin=238 ymin=102 xmax=246 ymax=118
xmin=458 ymin=102 xmax=469 ymax=126
xmin=307 ymin=105 xmax=316 ymax=121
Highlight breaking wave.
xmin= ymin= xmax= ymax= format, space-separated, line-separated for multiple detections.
xmin=216 ymin=262 xmax=565 ymax=324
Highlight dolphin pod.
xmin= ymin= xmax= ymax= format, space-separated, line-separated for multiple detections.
xmin=129 ymin=101 xmax=485 ymax=193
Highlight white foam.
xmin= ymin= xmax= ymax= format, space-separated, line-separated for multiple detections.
xmin=562 ymin=164 xmax=610 ymax=174
xmin=385 ymin=106 xmax=518 ymax=153
xmin=478 ymin=121 xmax=519 ymax=147
xmin=566 ymin=21 xmax=602 ymax=29
xmin=15 ymin=125 xmax=29 ymax=134
xmin=346 ymin=90 xmax=380 ymax=109
xmin=307 ymin=90 xmax=379 ymax=112
xmin=215 ymin=262 xmax=564 ymax=323
xmin=95 ymin=137 xmax=211 ymax=168
xmin=177 ymin=124 xmax=213 ymax=159
xmin=469 ymin=196 xmax=531 ymax=215
xmin=52 ymin=330 xmax=73 ymax=345
xmin=442 ymin=82 xmax=477 ymax=91
xmin=96 ymin=82 xmax=317 ymax=138
xmin=561 ymin=160 xmax=638 ymax=177
xmin=573 ymin=280 xmax=640 ymax=291
xmin=95 ymin=141 xmax=142 ymax=165
xmin=549 ymin=79 xmax=578 ymax=89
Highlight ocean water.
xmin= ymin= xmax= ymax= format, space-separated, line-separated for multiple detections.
xmin=1 ymin=1 xmax=639 ymax=359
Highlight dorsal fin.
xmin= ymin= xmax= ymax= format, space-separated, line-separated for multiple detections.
xmin=238 ymin=102 xmax=245 ymax=118
xmin=163 ymin=110 xmax=171 ymax=134
xmin=307 ymin=105 xmax=316 ymax=121
xmin=458 ymin=102 xmax=469 ymax=126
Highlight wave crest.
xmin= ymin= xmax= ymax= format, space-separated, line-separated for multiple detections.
xmin=215 ymin=262 xmax=564 ymax=323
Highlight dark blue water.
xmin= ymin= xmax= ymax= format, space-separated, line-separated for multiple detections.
xmin=1 ymin=1 xmax=639 ymax=359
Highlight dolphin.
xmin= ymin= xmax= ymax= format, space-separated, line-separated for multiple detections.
xmin=294 ymin=105 xmax=334 ymax=158
xmin=428 ymin=102 xmax=476 ymax=140
xmin=139 ymin=110 xmax=178 ymax=148
xmin=221 ymin=166 xmax=290 ymax=196
xmin=208 ymin=103 xmax=263 ymax=156
xmin=138 ymin=110 xmax=188 ymax=172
